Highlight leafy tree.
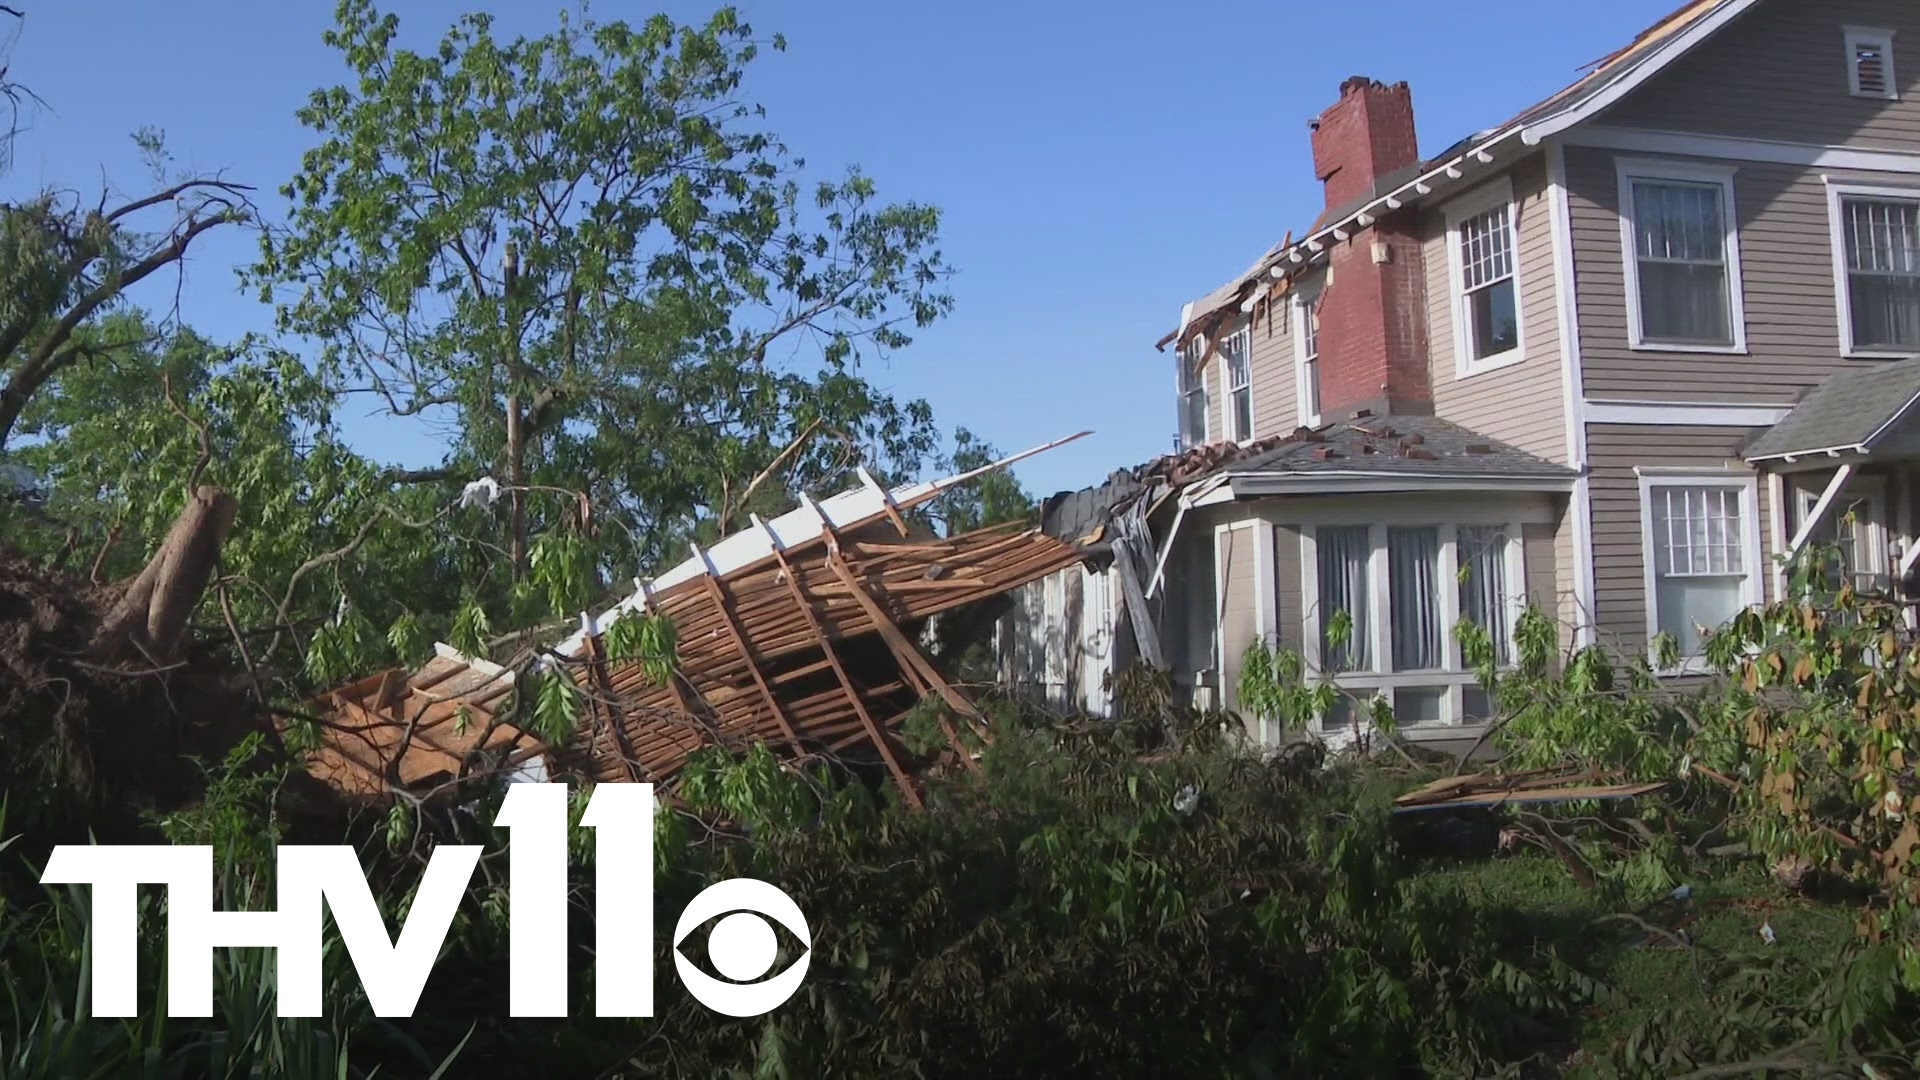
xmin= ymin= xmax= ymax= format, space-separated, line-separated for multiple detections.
xmin=0 ymin=129 xmax=251 ymax=448
xmin=255 ymin=1 xmax=952 ymax=587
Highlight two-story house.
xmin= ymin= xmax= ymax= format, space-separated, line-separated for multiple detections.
xmin=1000 ymin=0 xmax=1920 ymax=748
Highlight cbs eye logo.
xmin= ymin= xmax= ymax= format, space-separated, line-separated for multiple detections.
xmin=672 ymin=878 xmax=812 ymax=1016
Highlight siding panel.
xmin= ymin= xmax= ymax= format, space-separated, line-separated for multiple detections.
xmin=1217 ymin=524 xmax=1258 ymax=710
xmin=1566 ymin=145 xmax=1920 ymax=401
xmin=1600 ymin=0 xmax=1920 ymax=148
xmin=1275 ymin=524 xmax=1303 ymax=653
xmin=1428 ymin=154 xmax=1569 ymax=461
xmin=1250 ymin=297 xmax=1298 ymax=439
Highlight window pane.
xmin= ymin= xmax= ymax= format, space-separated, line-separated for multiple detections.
xmin=1651 ymin=484 xmax=1749 ymax=653
xmin=1319 ymin=695 xmax=1353 ymax=733
xmin=1317 ymin=526 xmax=1372 ymax=672
xmin=1303 ymin=358 xmax=1320 ymax=422
xmin=1461 ymin=684 xmax=1495 ymax=722
xmin=1181 ymin=387 xmax=1207 ymax=447
xmin=1388 ymin=526 xmax=1441 ymax=671
xmin=1459 ymin=205 xmax=1514 ymax=290
xmin=1469 ymin=278 xmax=1519 ymax=358
xmin=1633 ymin=181 xmax=1724 ymax=261
xmin=1395 ymin=687 xmax=1447 ymax=725
xmin=1458 ymin=525 xmax=1512 ymax=666
xmin=1231 ymin=387 xmax=1252 ymax=442
xmin=1638 ymin=262 xmax=1731 ymax=344
xmin=1849 ymin=275 xmax=1920 ymax=350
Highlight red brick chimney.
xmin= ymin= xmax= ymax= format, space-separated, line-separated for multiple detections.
xmin=1307 ymin=77 xmax=1431 ymax=418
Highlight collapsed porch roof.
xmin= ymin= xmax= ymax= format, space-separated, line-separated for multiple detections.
xmin=301 ymin=434 xmax=1096 ymax=807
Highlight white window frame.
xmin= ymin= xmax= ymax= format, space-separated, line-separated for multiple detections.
xmin=1845 ymin=26 xmax=1898 ymax=100
xmin=1615 ymin=157 xmax=1748 ymax=355
xmin=1176 ymin=335 xmax=1211 ymax=447
xmin=1445 ymin=176 xmax=1526 ymax=377
xmin=1823 ymin=179 xmax=1920 ymax=359
xmin=1291 ymin=287 xmax=1322 ymax=428
xmin=1296 ymin=514 xmax=1529 ymax=730
xmin=1221 ymin=322 xmax=1254 ymax=443
xmin=1636 ymin=469 xmax=1764 ymax=675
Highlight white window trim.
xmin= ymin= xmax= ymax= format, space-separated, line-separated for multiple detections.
xmin=1297 ymin=518 xmax=1528 ymax=729
xmin=1445 ymin=175 xmax=1526 ymax=377
xmin=1615 ymin=157 xmax=1749 ymax=355
xmin=1845 ymin=26 xmax=1898 ymax=101
xmin=1791 ymin=473 xmax=1890 ymax=585
xmin=1636 ymin=469 xmax=1763 ymax=675
xmin=1291 ymin=288 xmax=1322 ymax=428
xmin=1221 ymin=321 xmax=1256 ymax=444
xmin=1177 ymin=337 xmax=1212 ymax=447
xmin=1823 ymin=178 xmax=1920 ymax=359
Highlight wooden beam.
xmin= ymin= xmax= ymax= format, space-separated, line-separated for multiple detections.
xmin=757 ymin=523 xmax=922 ymax=808
xmin=858 ymin=466 xmax=912 ymax=537
xmin=701 ymin=572 xmax=807 ymax=756
xmin=580 ymin=633 xmax=646 ymax=783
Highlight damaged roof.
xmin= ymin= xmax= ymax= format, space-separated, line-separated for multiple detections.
xmin=1742 ymin=357 xmax=1920 ymax=462
xmin=299 ymin=435 xmax=1094 ymax=808
xmin=1169 ymin=0 xmax=1754 ymax=344
xmin=1223 ymin=415 xmax=1577 ymax=481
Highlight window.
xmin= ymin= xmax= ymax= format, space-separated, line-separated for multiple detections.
xmin=1300 ymin=518 xmax=1529 ymax=732
xmin=1830 ymin=188 xmax=1920 ymax=354
xmin=1316 ymin=525 xmax=1371 ymax=673
xmin=1795 ymin=481 xmax=1889 ymax=596
xmin=1846 ymin=27 xmax=1897 ymax=99
xmin=1388 ymin=527 xmax=1442 ymax=671
xmin=1222 ymin=325 xmax=1253 ymax=442
xmin=1294 ymin=289 xmax=1322 ymax=428
xmin=1458 ymin=525 xmax=1514 ymax=666
xmin=1177 ymin=337 xmax=1209 ymax=448
xmin=1617 ymin=160 xmax=1746 ymax=352
xmin=1447 ymin=182 xmax=1522 ymax=373
xmin=1639 ymin=474 xmax=1761 ymax=664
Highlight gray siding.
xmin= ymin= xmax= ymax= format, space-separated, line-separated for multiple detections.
xmin=1566 ymin=145 xmax=1920 ymax=401
xmin=1216 ymin=523 xmax=1259 ymax=712
xmin=1585 ymin=424 xmax=1777 ymax=650
xmin=1274 ymin=524 xmax=1303 ymax=653
xmin=1523 ymin=521 xmax=1560 ymax=618
xmin=1250 ymin=295 xmax=1298 ymax=439
xmin=1600 ymin=0 xmax=1920 ymax=148
xmin=1426 ymin=153 xmax=1569 ymax=462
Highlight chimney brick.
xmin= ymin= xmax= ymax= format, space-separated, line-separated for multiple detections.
xmin=1305 ymin=77 xmax=1430 ymax=418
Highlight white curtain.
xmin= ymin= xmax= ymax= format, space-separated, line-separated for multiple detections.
xmin=1457 ymin=525 xmax=1512 ymax=665
xmin=1316 ymin=526 xmax=1372 ymax=672
xmin=1388 ymin=527 xmax=1441 ymax=671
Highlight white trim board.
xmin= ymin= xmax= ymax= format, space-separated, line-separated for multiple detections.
xmin=1562 ymin=125 xmax=1920 ymax=175
xmin=1584 ymin=400 xmax=1794 ymax=426
xmin=1635 ymin=468 xmax=1765 ymax=675
xmin=1547 ymin=140 xmax=1597 ymax=648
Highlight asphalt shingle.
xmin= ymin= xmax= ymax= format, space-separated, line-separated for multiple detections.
xmin=1742 ymin=357 xmax=1920 ymax=460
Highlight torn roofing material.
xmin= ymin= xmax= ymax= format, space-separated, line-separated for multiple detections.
xmin=1742 ymin=356 xmax=1920 ymax=462
xmin=299 ymin=435 xmax=1093 ymax=806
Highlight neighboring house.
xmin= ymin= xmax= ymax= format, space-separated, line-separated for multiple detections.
xmin=1001 ymin=0 xmax=1920 ymax=750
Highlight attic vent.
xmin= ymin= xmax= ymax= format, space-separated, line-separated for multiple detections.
xmin=1847 ymin=27 xmax=1897 ymax=100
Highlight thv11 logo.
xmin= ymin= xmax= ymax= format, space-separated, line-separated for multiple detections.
xmin=40 ymin=783 xmax=809 ymax=1019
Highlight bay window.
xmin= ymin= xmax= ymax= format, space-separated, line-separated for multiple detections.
xmin=1303 ymin=518 xmax=1527 ymax=731
xmin=1617 ymin=159 xmax=1746 ymax=352
xmin=1639 ymin=473 xmax=1762 ymax=664
xmin=1828 ymin=185 xmax=1920 ymax=355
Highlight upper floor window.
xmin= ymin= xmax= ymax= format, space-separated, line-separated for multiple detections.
xmin=1177 ymin=337 xmax=1209 ymax=448
xmin=1446 ymin=179 xmax=1523 ymax=375
xmin=1293 ymin=288 xmax=1322 ymax=428
xmin=1639 ymin=472 xmax=1761 ymax=670
xmin=1222 ymin=325 xmax=1252 ymax=442
xmin=1828 ymin=184 xmax=1920 ymax=355
xmin=1616 ymin=159 xmax=1747 ymax=353
xmin=1846 ymin=27 xmax=1897 ymax=99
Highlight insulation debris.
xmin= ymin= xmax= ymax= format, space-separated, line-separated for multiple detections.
xmin=299 ymin=434 xmax=1093 ymax=806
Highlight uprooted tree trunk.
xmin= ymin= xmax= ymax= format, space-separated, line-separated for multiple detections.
xmin=92 ymin=485 xmax=237 ymax=660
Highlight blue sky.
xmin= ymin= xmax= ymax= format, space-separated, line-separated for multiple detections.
xmin=3 ymin=0 xmax=1677 ymax=499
